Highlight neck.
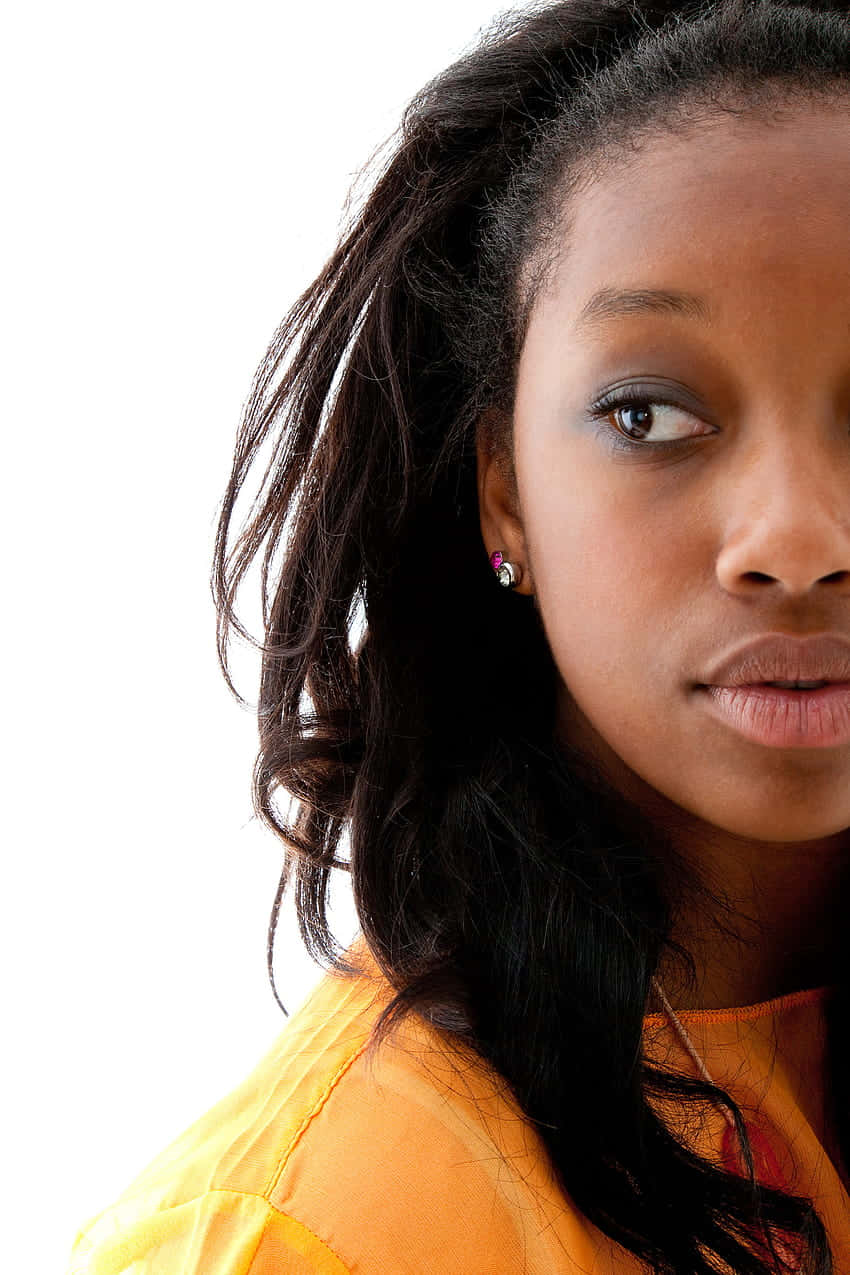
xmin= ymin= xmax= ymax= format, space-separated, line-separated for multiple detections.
xmin=644 ymin=803 xmax=848 ymax=1014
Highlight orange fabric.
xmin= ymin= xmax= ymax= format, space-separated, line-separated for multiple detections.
xmin=68 ymin=934 xmax=850 ymax=1273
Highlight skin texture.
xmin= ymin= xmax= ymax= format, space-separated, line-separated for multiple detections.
xmin=476 ymin=100 xmax=850 ymax=1018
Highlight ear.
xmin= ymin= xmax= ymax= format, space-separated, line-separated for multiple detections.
xmin=475 ymin=409 xmax=534 ymax=596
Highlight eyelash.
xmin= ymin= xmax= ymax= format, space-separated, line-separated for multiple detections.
xmin=588 ymin=387 xmax=704 ymax=452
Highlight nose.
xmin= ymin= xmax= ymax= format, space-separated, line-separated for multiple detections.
xmin=714 ymin=439 xmax=850 ymax=599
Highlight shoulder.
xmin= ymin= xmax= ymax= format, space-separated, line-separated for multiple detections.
xmin=67 ymin=937 xmax=600 ymax=1274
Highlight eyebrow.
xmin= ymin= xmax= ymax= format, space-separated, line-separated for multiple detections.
xmin=574 ymin=287 xmax=713 ymax=335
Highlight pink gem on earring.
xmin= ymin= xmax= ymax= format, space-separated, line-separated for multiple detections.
xmin=490 ymin=550 xmax=503 ymax=569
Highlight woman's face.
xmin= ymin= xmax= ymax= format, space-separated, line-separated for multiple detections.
xmin=478 ymin=99 xmax=850 ymax=849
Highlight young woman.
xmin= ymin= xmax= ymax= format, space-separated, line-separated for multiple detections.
xmin=68 ymin=1 xmax=850 ymax=1271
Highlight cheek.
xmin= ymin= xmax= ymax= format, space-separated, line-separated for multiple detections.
xmin=524 ymin=464 xmax=669 ymax=648
xmin=519 ymin=451 xmax=692 ymax=729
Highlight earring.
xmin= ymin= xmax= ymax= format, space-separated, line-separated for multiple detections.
xmin=490 ymin=549 xmax=521 ymax=589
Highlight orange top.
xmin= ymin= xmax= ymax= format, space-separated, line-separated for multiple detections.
xmin=67 ymin=934 xmax=850 ymax=1274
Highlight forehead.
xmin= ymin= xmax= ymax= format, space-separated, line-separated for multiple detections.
xmin=535 ymin=103 xmax=850 ymax=339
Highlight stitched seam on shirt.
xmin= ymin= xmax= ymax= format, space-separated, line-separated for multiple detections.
xmin=263 ymin=1035 xmax=373 ymax=1199
xmin=643 ymin=985 xmax=831 ymax=1025
xmin=191 ymin=1187 xmax=353 ymax=1274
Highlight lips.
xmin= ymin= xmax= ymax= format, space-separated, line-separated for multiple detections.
xmin=700 ymin=633 xmax=850 ymax=688
xmin=698 ymin=680 xmax=850 ymax=748
xmin=749 ymin=680 xmax=833 ymax=689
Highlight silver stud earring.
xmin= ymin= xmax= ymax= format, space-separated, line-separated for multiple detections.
xmin=489 ymin=549 xmax=521 ymax=588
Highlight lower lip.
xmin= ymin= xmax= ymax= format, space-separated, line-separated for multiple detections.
xmin=697 ymin=682 xmax=850 ymax=748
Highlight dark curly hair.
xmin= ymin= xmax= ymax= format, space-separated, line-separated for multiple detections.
xmin=210 ymin=2 xmax=850 ymax=1271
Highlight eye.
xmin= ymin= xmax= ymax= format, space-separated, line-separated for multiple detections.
xmin=589 ymin=387 xmax=714 ymax=448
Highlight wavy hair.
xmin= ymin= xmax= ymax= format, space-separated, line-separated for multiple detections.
xmin=210 ymin=2 xmax=850 ymax=1271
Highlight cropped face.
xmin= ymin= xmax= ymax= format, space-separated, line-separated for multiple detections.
xmin=478 ymin=99 xmax=850 ymax=848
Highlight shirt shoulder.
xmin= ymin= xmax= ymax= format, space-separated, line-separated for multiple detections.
xmin=68 ymin=1189 xmax=350 ymax=1274
xmin=67 ymin=937 xmax=604 ymax=1274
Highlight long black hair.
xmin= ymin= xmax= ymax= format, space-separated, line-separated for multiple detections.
xmin=210 ymin=2 xmax=850 ymax=1271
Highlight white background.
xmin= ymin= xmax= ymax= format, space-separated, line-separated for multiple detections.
xmin=3 ymin=2 xmax=515 ymax=1269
